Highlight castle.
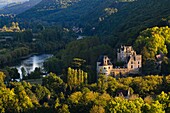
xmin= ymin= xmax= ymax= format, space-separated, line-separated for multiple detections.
xmin=97 ymin=45 xmax=142 ymax=76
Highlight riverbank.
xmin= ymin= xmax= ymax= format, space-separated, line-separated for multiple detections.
xmin=20 ymin=53 xmax=39 ymax=60
xmin=0 ymin=51 xmax=53 ymax=68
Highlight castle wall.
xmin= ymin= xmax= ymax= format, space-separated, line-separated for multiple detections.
xmin=112 ymin=68 xmax=140 ymax=76
xmin=112 ymin=68 xmax=129 ymax=76
xmin=97 ymin=65 xmax=113 ymax=75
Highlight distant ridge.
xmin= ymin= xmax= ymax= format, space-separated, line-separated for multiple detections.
xmin=12 ymin=0 xmax=170 ymax=44
xmin=18 ymin=0 xmax=82 ymax=19
xmin=0 ymin=0 xmax=42 ymax=14
xmin=17 ymin=0 xmax=128 ymax=25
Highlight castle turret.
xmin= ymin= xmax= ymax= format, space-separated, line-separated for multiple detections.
xmin=97 ymin=55 xmax=113 ymax=76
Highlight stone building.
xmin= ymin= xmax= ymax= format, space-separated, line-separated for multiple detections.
xmin=97 ymin=45 xmax=142 ymax=76
xmin=97 ymin=55 xmax=113 ymax=76
xmin=117 ymin=46 xmax=136 ymax=62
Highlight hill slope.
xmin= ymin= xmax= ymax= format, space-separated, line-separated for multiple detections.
xmin=95 ymin=0 xmax=170 ymax=44
xmin=18 ymin=0 xmax=82 ymax=19
xmin=17 ymin=0 xmax=132 ymax=26
xmin=0 ymin=0 xmax=42 ymax=14
xmin=16 ymin=0 xmax=170 ymax=45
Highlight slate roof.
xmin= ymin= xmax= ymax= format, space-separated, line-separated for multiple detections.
xmin=98 ymin=55 xmax=112 ymax=66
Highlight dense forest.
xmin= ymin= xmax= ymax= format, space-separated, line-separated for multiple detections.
xmin=16 ymin=0 xmax=170 ymax=37
xmin=0 ymin=0 xmax=170 ymax=112
xmin=1 ymin=71 xmax=170 ymax=113
xmin=17 ymin=0 xmax=134 ymax=28
xmin=1 ymin=0 xmax=170 ymax=37
xmin=0 ymin=25 xmax=170 ymax=112
xmin=0 ymin=23 xmax=76 ymax=67
xmin=95 ymin=0 xmax=170 ymax=43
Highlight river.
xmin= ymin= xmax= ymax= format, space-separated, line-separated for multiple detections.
xmin=13 ymin=54 xmax=53 ymax=79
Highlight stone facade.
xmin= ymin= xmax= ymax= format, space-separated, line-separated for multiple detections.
xmin=117 ymin=46 xmax=135 ymax=62
xmin=97 ymin=46 xmax=142 ymax=76
xmin=97 ymin=55 xmax=113 ymax=76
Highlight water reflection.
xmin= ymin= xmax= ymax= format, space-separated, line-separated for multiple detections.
xmin=14 ymin=54 xmax=53 ymax=79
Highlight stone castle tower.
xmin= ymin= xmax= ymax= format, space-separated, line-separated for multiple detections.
xmin=117 ymin=45 xmax=142 ymax=71
xmin=97 ymin=55 xmax=113 ymax=76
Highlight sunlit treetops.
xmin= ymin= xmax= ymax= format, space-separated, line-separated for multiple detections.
xmin=134 ymin=26 xmax=170 ymax=62
xmin=67 ymin=67 xmax=88 ymax=85
xmin=0 ymin=22 xmax=25 ymax=32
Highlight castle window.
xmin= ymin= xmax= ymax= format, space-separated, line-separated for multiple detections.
xmin=108 ymin=67 xmax=110 ymax=69
xmin=131 ymin=65 xmax=133 ymax=68
xmin=138 ymin=65 xmax=140 ymax=68
xmin=138 ymin=61 xmax=140 ymax=64
xmin=131 ymin=61 xmax=133 ymax=64
xmin=104 ymin=67 xmax=106 ymax=70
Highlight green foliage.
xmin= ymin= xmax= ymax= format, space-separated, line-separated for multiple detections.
xmin=27 ymin=68 xmax=42 ymax=79
xmin=60 ymin=37 xmax=100 ymax=66
xmin=97 ymin=0 xmax=170 ymax=42
xmin=142 ymin=101 xmax=165 ymax=113
xmin=12 ymin=83 xmax=34 ymax=112
xmin=0 ymin=72 xmax=5 ymax=87
xmin=21 ymin=67 xmax=27 ymax=79
xmin=58 ymin=104 xmax=70 ymax=113
xmin=161 ymin=58 xmax=170 ymax=75
xmin=142 ymin=59 xmax=160 ymax=75
xmin=67 ymin=91 xmax=110 ymax=113
xmin=6 ymin=67 xmax=20 ymax=80
xmin=18 ymin=0 xmax=127 ymax=28
xmin=67 ymin=67 xmax=88 ymax=86
xmin=156 ymin=91 xmax=170 ymax=112
xmin=107 ymin=96 xmax=165 ymax=113
xmin=42 ymin=73 xmax=65 ymax=96
xmin=16 ymin=30 xmax=33 ymax=42
xmin=31 ymin=84 xmax=50 ymax=102
xmin=134 ymin=26 xmax=170 ymax=62
xmin=2 ymin=0 xmax=170 ymax=49
xmin=0 ymin=25 xmax=75 ymax=68
xmin=2 ymin=70 xmax=170 ymax=112
xmin=71 ymin=58 xmax=86 ymax=69
xmin=68 ymin=91 xmax=83 ymax=104
xmin=44 ymin=57 xmax=64 ymax=74
xmin=56 ymin=36 xmax=114 ymax=83
xmin=0 ymin=88 xmax=19 ymax=113
xmin=130 ymin=76 xmax=163 ymax=97
xmin=107 ymin=97 xmax=144 ymax=113
xmin=0 ymin=2 xmax=170 ymax=112
xmin=0 ymin=47 xmax=30 ymax=67
xmin=90 ymin=105 xmax=105 ymax=113
xmin=43 ymin=73 xmax=64 ymax=87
